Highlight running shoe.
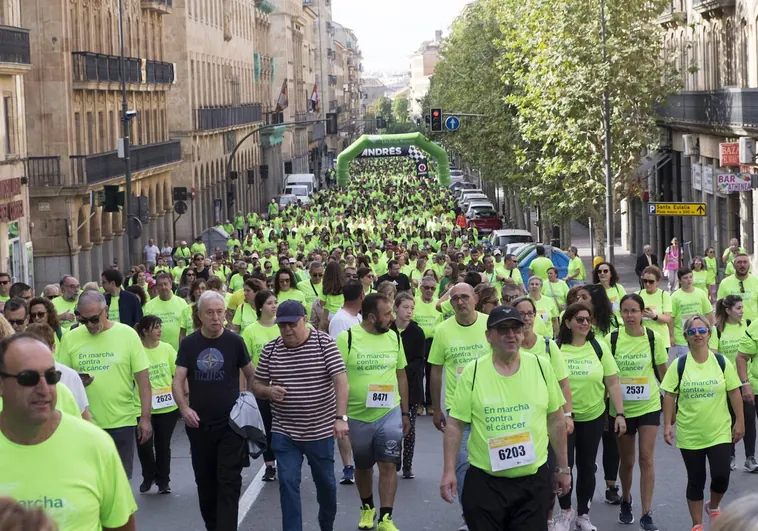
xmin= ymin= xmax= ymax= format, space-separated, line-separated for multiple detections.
xmin=427 ymin=406 xmax=435 ymax=416
xmin=359 ymin=505 xmax=376 ymax=530
xmin=574 ymin=514 xmax=597 ymax=531
xmin=457 ymin=524 xmax=468 ymax=531
xmin=377 ymin=514 xmax=399 ymax=531
xmin=619 ymin=497 xmax=633 ymax=524
xmin=262 ymin=465 xmax=276 ymax=482
xmin=605 ymin=485 xmax=622 ymax=505
xmin=341 ymin=465 xmax=355 ymax=485
xmin=157 ymin=484 xmax=171 ymax=495
xmin=690 ymin=526 xmax=704 ymax=531
xmin=402 ymin=469 xmax=415 ymax=479
xmin=705 ymin=501 xmax=721 ymax=523
xmin=745 ymin=456 xmax=758 ymax=472
xmin=416 ymin=405 xmax=425 ymax=416
xmin=139 ymin=479 xmax=153 ymax=494
xmin=553 ymin=508 xmax=574 ymax=531
xmin=639 ymin=512 xmax=658 ymax=531
xmin=730 ymin=456 xmax=737 ymax=470
xmin=548 ymin=520 xmax=556 ymax=531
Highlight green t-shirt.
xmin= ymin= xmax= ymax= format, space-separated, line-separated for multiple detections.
xmin=181 ymin=304 xmax=195 ymax=334
xmin=529 ymin=256 xmax=554 ymax=281
xmin=137 ymin=341 xmax=177 ymax=415
xmin=545 ymin=280 xmax=569 ymax=310
xmin=413 ymin=297 xmax=441 ymax=339
xmin=671 ymin=288 xmax=712 ymax=346
xmin=531 ymin=296 xmax=559 ymax=333
xmin=705 ymin=256 xmax=718 ymax=285
xmin=144 ymin=295 xmax=188 ymax=352
xmin=171 ymin=266 xmax=186 ymax=283
xmin=336 ymin=325 xmax=407 ymax=423
xmin=504 ymin=267 xmax=524 ymax=286
xmin=738 ymin=320 xmax=758 ymax=394
xmin=299 ymin=280 xmax=323 ymax=318
xmin=709 ymin=321 xmax=749 ymax=366
xmin=321 ymin=293 xmax=344 ymax=315
xmin=277 ymin=288 xmax=306 ymax=307
xmin=108 ymin=295 xmax=120 ymax=323
xmin=428 ymin=312 xmax=491 ymax=410
xmin=637 ymin=288 xmax=673 ymax=348
xmin=520 ymin=334 xmax=569 ymax=382
xmin=0 ymin=413 xmax=138 ymax=531
xmin=242 ymin=321 xmax=281 ymax=366
xmin=606 ymin=327 xmax=668 ymax=418
xmin=57 ymin=323 xmax=149 ymax=429
xmin=450 ymin=353 xmax=564 ymax=478
xmin=232 ymin=302 xmax=258 ymax=332
xmin=567 ymin=256 xmax=586 ymax=281
xmin=660 ymin=352 xmax=741 ymax=450
xmin=692 ymin=270 xmax=709 ymax=293
xmin=560 ymin=340 xmax=619 ymax=422
xmin=718 ymin=275 xmax=758 ymax=321
xmin=605 ymin=284 xmax=627 ymax=317
xmin=53 ymin=297 xmax=78 ymax=330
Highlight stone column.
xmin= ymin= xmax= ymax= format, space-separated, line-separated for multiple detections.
xmin=680 ymin=157 xmax=693 ymax=251
xmin=89 ymin=207 xmax=104 ymax=283
xmin=163 ymin=210 xmax=172 ymax=246
xmin=101 ymin=212 xmax=114 ymax=270
xmin=112 ymin=209 xmax=125 ymax=270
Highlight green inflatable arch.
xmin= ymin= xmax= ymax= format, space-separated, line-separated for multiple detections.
xmin=336 ymin=133 xmax=451 ymax=187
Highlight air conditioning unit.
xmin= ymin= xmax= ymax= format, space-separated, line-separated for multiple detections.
xmin=740 ymin=137 xmax=756 ymax=164
xmin=683 ymin=134 xmax=699 ymax=157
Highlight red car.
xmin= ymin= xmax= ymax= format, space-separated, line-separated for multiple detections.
xmin=468 ymin=207 xmax=502 ymax=234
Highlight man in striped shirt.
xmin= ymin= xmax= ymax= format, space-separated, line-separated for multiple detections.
xmin=253 ymin=300 xmax=349 ymax=531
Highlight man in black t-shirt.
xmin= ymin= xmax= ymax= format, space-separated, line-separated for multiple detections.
xmin=173 ymin=290 xmax=255 ymax=531
xmin=376 ymin=259 xmax=412 ymax=293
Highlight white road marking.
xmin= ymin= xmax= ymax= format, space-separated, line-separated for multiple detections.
xmin=237 ymin=465 xmax=266 ymax=528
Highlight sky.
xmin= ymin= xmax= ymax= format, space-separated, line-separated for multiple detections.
xmin=331 ymin=0 xmax=472 ymax=74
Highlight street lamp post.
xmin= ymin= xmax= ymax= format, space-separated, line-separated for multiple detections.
xmin=600 ymin=0 xmax=614 ymax=263
xmin=118 ymin=0 xmax=134 ymax=267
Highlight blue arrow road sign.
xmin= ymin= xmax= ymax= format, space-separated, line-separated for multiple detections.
xmin=445 ymin=116 xmax=460 ymax=131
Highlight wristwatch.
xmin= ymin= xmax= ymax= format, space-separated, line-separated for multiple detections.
xmin=563 ymin=411 xmax=574 ymax=419
xmin=616 ymin=413 xmax=626 ymax=419
xmin=555 ymin=467 xmax=571 ymax=475
xmin=401 ymin=412 xmax=410 ymax=417
xmin=742 ymin=378 xmax=751 ymax=385
xmin=335 ymin=415 xmax=348 ymax=422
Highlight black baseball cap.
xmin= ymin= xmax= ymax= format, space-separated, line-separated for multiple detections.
xmin=486 ymin=306 xmax=524 ymax=329
xmin=275 ymin=300 xmax=306 ymax=324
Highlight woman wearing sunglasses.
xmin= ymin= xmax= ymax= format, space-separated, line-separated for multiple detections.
xmin=705 ymin=248 xmax=719 ymax=303
xmin=637 ymin=266 xmax=674 ymax=353
xmin=178 ymin=279 xmax=207 ymax=342
xmin=134 ymin=315 xmax=179 ymax=495
xmin=593 ymin=261 xmax=626 ymax=321
xmin=671 ymin=268 xmax=714 ymax=358
xmin=691 ymin=257 xmax=710 ymax=296
xmin=274 ymin=268 xmax=306 ymax=307
xmin=610 ymin=294 xmax=669 ymax=530
xmin=553 ymin=303 xmax=626 ymax=531
xmin=710 ymin=295 xmax=757 ymax=472
xmin=661 ymin=316 xmax=744 ymax=531
xmin=28 ymin=297 xmax=63 ymax=347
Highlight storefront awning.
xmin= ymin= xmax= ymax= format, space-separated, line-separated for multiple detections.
xmin=635 ymin=151 xmax=672 ymax=176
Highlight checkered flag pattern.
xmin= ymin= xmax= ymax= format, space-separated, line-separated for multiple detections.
xmin=407 ymin=146 xmax=427 ymax=163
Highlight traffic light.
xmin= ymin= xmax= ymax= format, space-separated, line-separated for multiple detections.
xmin=247 ymin=169 xmax=255 ymax=185
xmin=172 ymin=187 xmax=188 ymax=202
xmin=326 ymin=113 xmax=338 ymax=135
xmin=260 ymin=165 xmax=269 ymax=180
xmin=103 ymin=185 xmax=124 ymax=213
xmin=430 ymin=108 xmax=442 ymax=132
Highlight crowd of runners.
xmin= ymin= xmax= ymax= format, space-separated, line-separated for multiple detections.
xmin=0 ymin=157 xmax=757 ymax=531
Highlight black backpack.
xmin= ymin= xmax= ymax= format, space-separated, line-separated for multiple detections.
xmin=556 ymin=337 xmax=605 ymax=360
xmin=346 ymin=327 xmax=401 ymax=355
xmin=716 ymin=320 xmax=751 ymax=341
xmin=609 ymin=328 xmax=661 ymax=383
xmin=673 ymin=353 xmax=726 ymax=393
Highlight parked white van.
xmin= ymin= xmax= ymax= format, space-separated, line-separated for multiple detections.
xmin=283 ymin=174 xmax=316 ymax=195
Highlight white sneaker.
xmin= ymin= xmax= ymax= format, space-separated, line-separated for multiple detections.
xmin=554 ymin=508 xmax=574 ymax=531
xmin=574 ymin=514 xmax=597 ymax=531
xmin=548 ymin=519 xmax=556 ymax=531
xmin=457 ymin=525 xmax=469 ymax=531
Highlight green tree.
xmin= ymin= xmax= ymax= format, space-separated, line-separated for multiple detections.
xmin=376 ymin=96 xmax=395 ymax=128
xmin=392 ymin=97 xmax=411 ymax=123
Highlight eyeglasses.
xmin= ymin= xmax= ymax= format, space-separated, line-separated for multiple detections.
xmin=598 ymin=269 xmax=610 ymax=274
xmin=421 ymin=286 xmax=435 ymax=290
xmin=31 ymin=312 xmax=47 ymax=320
xmin=45 ymin=294 xmax=59 ymax=300
xmin=345 ymin=274 xmax=358 ymax=279
xmin=686 ymin=327 xmax=708 ymax=337
xmin=520 ymin=311 xmax=536 ymax=318
xmin=0 ymin=280 xmax=9 ymax=286
xmin=311 ymin=273 xmax=323 ymax=279
xmin=642 ymin=279 xmax=656 ymax=285
xmin=573 ymin=316 xmax=591 ymax=325
xmin=502 ymin=294 xmax=518 ymax=302
xmin=76 ymin=310 xmax=103 ymax=325
xmin=7 ymin=319 xmax=25 ymax=327
xmin=740 ymin=281 xmax=745 ymax=294
xmin=0 ymin=369 xmax=61 ymax=387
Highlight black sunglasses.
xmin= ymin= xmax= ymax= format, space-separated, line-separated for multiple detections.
xmin=75 ymin=310 xmax=103 ymax=324
xmin=0 ymin=369 xmax=61 ymax=387
xmin=7 ymin=319 xmax=25 ymax=326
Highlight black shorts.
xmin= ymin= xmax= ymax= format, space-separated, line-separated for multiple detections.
xmin=611 ymin=410 xmax=661 ymax=437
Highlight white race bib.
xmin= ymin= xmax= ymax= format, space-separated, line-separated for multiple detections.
xmin=538 ymin=310 xmax=549 ymax=323
xmin=366 ymin=384 xmax=394 ymax=408
xmin=621 ymin=377 xmax=650 ymax=401
xmin=488 ymin=432 xmax=537 ymax=472
xmin=151 ymin=386 xmax=176 ymax=410
xmin=611 ymin=300 xmax=619 ymax=312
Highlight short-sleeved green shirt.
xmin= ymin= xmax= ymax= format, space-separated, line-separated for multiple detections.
xmin=637 ymin=288 xmax=673 ymax=348
xmin=560 ymin=339 xmax=619 ymax=422
xmin=520 ymin=334 xmax=569 ymax=382
xmin=718 ymin=275 xmax=758 ymax=321
xmin=671 ymin=288 xmax=712 ymax=346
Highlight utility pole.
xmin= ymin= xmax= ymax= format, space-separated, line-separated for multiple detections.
xmin=118 ymin=0 xmax=134 ymax=268
xmin=600 ymin=0 xmax=614 ymax=263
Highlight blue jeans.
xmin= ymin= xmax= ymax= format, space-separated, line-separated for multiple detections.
xmin=448 ymin=410 xmax=471 ymax=505
xmin=271 ymin=433 xmax=337 ymax=531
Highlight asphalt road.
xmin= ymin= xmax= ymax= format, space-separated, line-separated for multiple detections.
xmin=132 ymin=415 xmax=758 ymax=530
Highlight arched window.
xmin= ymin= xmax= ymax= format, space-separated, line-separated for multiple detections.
xmin=725 ymin=19 xmax=735 ymax=86
xmin=713 ymin=25 xmax=722 ymax=88
xmin=740 ymin=19 xmax=749 ymax=87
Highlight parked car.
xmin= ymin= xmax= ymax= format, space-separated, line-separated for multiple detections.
xmin=283 ymin=185 xmax=310 ymax=204
xmin=467 ymin=206 xmax=502 ymax=234
xmin=277 ymin=194 xmax=299 ymax=209
xmin=457 ymin=188 xmax=484 ymax=204
xmin=489 ymin=229 xmax=535 ymax=256
xmin=452 ymin=182 xmax=479 ymax=199
xmin=465 ymin=201 xmax=495 ymax=219
xmin=459 ymin=193 xmax=489 ymax=212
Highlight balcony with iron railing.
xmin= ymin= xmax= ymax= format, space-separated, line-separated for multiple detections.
xmin=0 ymin=25 xmax=31 ymax=74
xmin=72 ymin=52 xmax=174 ymax=87
xmin=26 ymin=157 xmax=67 ymax=189
xmin=658 ymin=88 xmax=758 ymax=131
xmin=70 ymin=140 xmax=182 ymax=186
xmin=693 ymin=0 xmax=735 ymax=19
xmin=194 ymin=104 xmax=263 ymax=132
xmin=141 ymin=0 xmax=172 ymax=14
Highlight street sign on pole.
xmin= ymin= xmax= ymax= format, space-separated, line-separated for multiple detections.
xmin=445 ymin=116 xmax=460 ymax=131
xmin=648 ymin=202 xmax=707 ymax=216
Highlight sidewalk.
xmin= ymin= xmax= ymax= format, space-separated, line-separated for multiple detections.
xmin=568 ymin=220 xmax=638 ymax=289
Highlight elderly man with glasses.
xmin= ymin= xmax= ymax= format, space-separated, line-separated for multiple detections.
xmin=635 ymin=245 xmax=659 ymax=289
